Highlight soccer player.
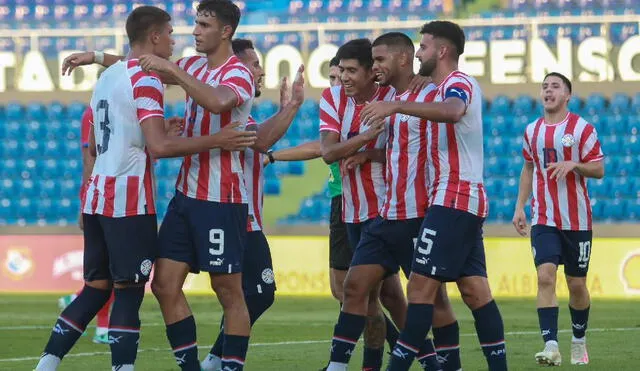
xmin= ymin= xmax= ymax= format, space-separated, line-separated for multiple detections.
xmin=200 ymin=38 xmax=305 ymax=371
xmin=35 ymin=6 xmax=256 ymax=371
xmin=512 ymin=72 xmax=604 ymax=366
xmin=325 ymin=33 xmax=459 ymax=371
xmin=361 ymin=22 xmax=507 ymax=371
xmin=320 ymin=38 xmax=399 ymax=371
xmin=134 ymin=1 xmax=257 ymax=370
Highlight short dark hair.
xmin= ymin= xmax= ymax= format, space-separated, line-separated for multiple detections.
xmin=420 ymin=21 xmax=465 ymax=56
xmin=544 ymin=72 xmax=572 ymax=93
xmin=329 ymin=56 xmax=340 ymax=67
xmin=372 ymin=32 xmax=415 ymax=54
xmin=232 ymin=38 xmax=254 ymax=55
xmin=335 ymin=39 xmax=373 ymax=69
xmin=125 ymin=6 xmax=171 ymax=45
xmin=197 ymin=0 xmax=241 ymax=37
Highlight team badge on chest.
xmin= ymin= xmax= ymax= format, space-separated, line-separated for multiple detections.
xmin=561 ymin=133 xmax=576 ymax=147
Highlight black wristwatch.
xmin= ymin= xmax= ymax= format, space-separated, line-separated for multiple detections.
xmin=267 ymin=150 xmax=275 ymax=164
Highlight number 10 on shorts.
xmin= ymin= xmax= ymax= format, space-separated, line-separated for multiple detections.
xmin=209 ymin=229 xmax=225 ymax=256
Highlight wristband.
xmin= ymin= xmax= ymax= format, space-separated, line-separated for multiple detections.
xmin=94 ymin=51 xmax=105 ymax=64
xmin=267 ymin=150 xmax=275 ymax=164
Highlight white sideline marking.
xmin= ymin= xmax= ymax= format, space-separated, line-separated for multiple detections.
xmin=1 ymin=326 xmax=639 ymax=363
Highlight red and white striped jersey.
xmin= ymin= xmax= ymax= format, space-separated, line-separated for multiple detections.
xmin=240 ymin=116 xmax=264 ymax=232
xmin=174 ymin=55 xmax=255 ymax=204
xmin=523 ymin=112 xmax=604 ymax=230
xmin=381 ymin=86 xmax=434 ymax=220
xmin=426 ymin=71 xmax=488 ymax=218
xmin=82 ymin=59 xmax=162 ymax=217
xmin=319 ymin=85 xmax=394 ymax=224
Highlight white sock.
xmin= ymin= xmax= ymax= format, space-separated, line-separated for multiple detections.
xmin=572 ymin=336 xmax=586 ymax=343
xmin=326 ymin=362 xmax=348 ymax=371
xmin=201 ymin=354 xmax=222 ymax=371
xmin=112 ymin=365 xmax=133 ymax=371
xmin=35 ymin=354 xmax=61 ymax=370
xmin=545 ymin=340 xmax=559 ymax=348
xmin=95 ymin=327 xmax=108 ymax=336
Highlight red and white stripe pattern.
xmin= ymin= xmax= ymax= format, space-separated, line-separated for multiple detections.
xmin=174 ymin=55 xmax=255 ymax=204
xmin=319 ymin=85 xmax=394 ymax=223
xmin=82 ymin=59 xmax=162 ymax=217
xmin=523 ymin=112 xmax=604 ymax=230
xmin=381 ymin=86 xmax=434 ymax=220
xmin=426 ymin=71 xmax=488 ymax=218
xmin=240 ymin=116 xmax=264 ymax=231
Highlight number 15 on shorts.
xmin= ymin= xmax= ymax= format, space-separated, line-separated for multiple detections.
xmin=415 ymin=228 xmax=437 ymax=266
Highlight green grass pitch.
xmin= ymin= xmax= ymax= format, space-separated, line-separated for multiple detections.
xmin=1 ymin=295 xmax=639 ymax=370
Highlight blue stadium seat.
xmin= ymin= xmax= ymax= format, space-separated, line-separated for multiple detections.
xmin=603 ymin=155 xmax=620 ymax=175
xmin=621 ymin=136 xmax=640 ymax=155
xmin=568 ymin=96 xmax=583 ymax=112
xmin=603 ymin=114 xmax=626 ymax=136
xmin=589 ymin=178 xmax=609 ymax=198
xmin=610 ymin=93 xmax=630 ymax=114
xmin=611 ymin=177 xmax=632 ymax=197
xmin=264 ymin=178 xmax=281 ymax=195
xmin=501 ymin=178 xmax=519 ymax=198
xmin=287 ymin=161 xmax=305 ymax=175
xmin=585 ymin=93 xmax=607 ymax=115
xmin=47 ymin=101 xmax=65 ymax=120
xmin=489 ymin=95 xmax=511 ymax=115
xmin=66 ymin=101 xmax=86 ymax=119
xmin=513 ymin=95 xmax=534 ymax=115
xmin=0 ymin=179 xmax=15 ymax=199
xmin=25 ymin=120 xmax=46 ymax=141
xmin=6 ymin=102 xmax=24 ymax=120
xmin=62 ymin=140 xmax=81 ymax=157
xmin=18 ymin=179 xmax=37 ymax=198
xmin=617 ymin=155 xmax=639 ymax=176
xmin=16 ymin=198 xmax=36 ymax=219
xmin=628 ymin=115 xmax=640 ymax=136
xmin=26 ymin=102 xmax=47 ymax=121
xmin=601 ymin=199 xmax=625 ymax=221
xmin=600 ymin=135 xmax=621 ymax=154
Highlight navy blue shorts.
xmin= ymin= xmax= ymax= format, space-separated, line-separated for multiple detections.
xmin=242 ymin=231 xmax=276 ymax=296
xmin=412 ymin=205 xmax=487 ymax=282
xmin=83 ymin=213 xmax=157 ymax=284
xmin=345 ymin=219 xmax=374 ymax=253
xmin=531 ymin=224 xmax=593 ymax=277
xmin=158 ymin=191 xmax=248 ymax=274
xmin=351 ymin=216 xmax=422 ymax=277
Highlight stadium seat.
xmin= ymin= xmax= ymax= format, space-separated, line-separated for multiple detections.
xmin=288 ymin=161 xmax=305 ymax=175
xmin=568 ymin=96 xmax=583 ymax=112
xmin=610 ymin=93 xmax=631 ymax=114
xmin=589 ymin=178 xmax=609 ymax=197
xmin=585 ymin=93 xmax=607 ymax=115
xmin=603 ymin=114 xmax=626 ymax=135
xmin=601 ymin=199 xmax=626 ymax=221
xmin=621 ymin=136 xmax=640 ymax=155
xmin=489 ymin=95 xmax=511 ymax=115
xmin=264 ymin=178 xmax=281 ymax=195
xmin=513 ymin=95 xmax=534 ymax=115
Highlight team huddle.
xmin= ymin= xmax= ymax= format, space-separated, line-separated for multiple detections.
xmin=33 ymin=0 xmax=605 ymax=370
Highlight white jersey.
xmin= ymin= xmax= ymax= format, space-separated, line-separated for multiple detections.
xmin=82 ymin=59 xmax=163 ymax=217
xmin=174 ymin=55 xmax=255 ymax=204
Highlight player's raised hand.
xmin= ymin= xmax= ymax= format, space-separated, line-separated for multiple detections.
xmin=279 ymin=76 xmax=291 ymax=107
xmin=165 ymin=117 xmax=185 ymax=137
xmin=512 ymin=208 xmax=528 ymax=236
xmin=547 ymin=161 xmax=577 ymax=180
xmin=61 ymin=52 xmax=95 ymax=75
xmin=139 ymin=54 xmax=174 ymax=74
xmin=361 ymin=101 xmax=398 ymax=124
xmin=408 ymin=74 xmax=432 ymax=93
xmin=290 ymin=64 xmax=305 ymax=106
xmin=217 ymin=122 xmax=257 ymax=151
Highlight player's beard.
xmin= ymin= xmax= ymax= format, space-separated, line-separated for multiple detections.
xmin=419 ymin=55 xmax=437 ymax=77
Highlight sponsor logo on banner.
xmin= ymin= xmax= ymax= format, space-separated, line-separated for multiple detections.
xmin=2 ymin=248 xmax=34 ymax=280
xmin=620 ymin=249 xmax=640 ymax=294
xmin=52 ymin=250 xmax=84 ymax=281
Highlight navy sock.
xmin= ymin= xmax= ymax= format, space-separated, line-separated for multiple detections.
xmin=416 ymin=338 xmax=441 ymax=371
xmin=166 ymin=316 xmax=200 ymax=371
xmin=42 ymin=285 xmax=111 ymax=358
xmin=222 ymin=334 xmax=249 ymax=371
xmin=384 ymin=313 xmax=399 ymax=349
xmin=329 ymin=311 xmax=366 ymax=364
xmin=433 ymin=321 xmax=461 ymax=371
xmin=362 ymin=346 xmax=383 ymax=371
xmin=473 ymin=300 xmax=507 ymax=371
xmin=109 ymin=286 xmax=145 ymax=369
xmin=569 ymin=305 xmax=590 ymax=339
xmin=210 ymin=293 xmax=274 ymax=357
xmin=388 ymin=303 xmax=433 ymax=371
xmin=537 ymin=307 xmax=559 ymax=343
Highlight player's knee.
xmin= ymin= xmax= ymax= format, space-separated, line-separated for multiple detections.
xmin=342 ymin=277 xmax=369 ymax=303
xmin=566 ymin=276 xmax=588 ymax=296
xmin=150 ymin=277 xmax=177 ymax=301
xmin=380 ymin=280 xmax=404 ymax=308
xmin=537 ymin=270 xmax=557 ymax=289
xmin=211 ymin=280 xmax=243 ymax=308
